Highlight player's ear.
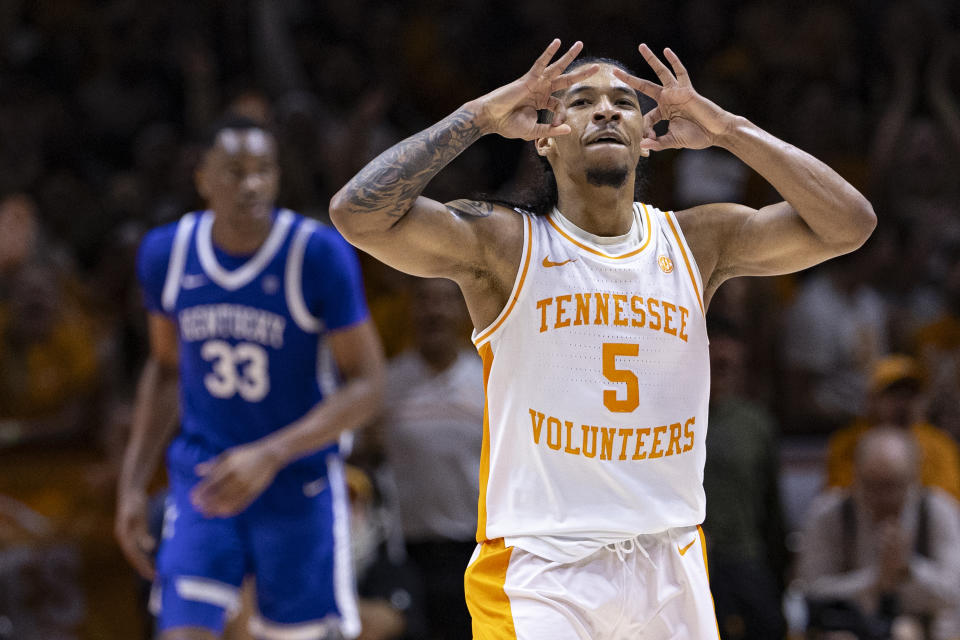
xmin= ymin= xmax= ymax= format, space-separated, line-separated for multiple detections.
xmin=194 ymin=163 xmax=210 ymax=200
xmin=534 ymin=135 xmax=554 ymax=158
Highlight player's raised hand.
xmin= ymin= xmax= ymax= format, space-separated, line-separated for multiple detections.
xmin=115 ymin=488 xmax=156 ymax=580
xmin=613 ymin=45 xmax=733 ymax=152
xmin=190 ymin=443 xmax=283 ymax=518
xmin=472 ymin=39 xmax=598 ymax=140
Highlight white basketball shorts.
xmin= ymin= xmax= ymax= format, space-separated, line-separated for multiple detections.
xmin=465 ymin=525 xmax=720 ymax=640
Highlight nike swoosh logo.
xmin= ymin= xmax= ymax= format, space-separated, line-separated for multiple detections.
xmin=678 ymin=537 xmax=697 ymax=556
xmin=542 ymin=256 xmax=577 ymax=268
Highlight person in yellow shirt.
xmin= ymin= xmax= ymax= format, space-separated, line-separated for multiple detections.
xmin=0 ymin=263 xmax=101 ymax=442
xmin=826 ymin=354 xmax=960 ymax=500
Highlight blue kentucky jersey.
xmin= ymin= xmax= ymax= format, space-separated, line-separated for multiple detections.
xmin=137 ymin=209 xmax=368 ymax=479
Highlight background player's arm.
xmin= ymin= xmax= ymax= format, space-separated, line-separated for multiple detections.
xmin=329 ymin=40 xmax=596 ymax=282
xmin=189 ymin=319 xmax=385 ymax=518
xmin=614 ymin=46 xmax=875 ymax=301
xmin=115 ymin=313 xmax=180 ymax=580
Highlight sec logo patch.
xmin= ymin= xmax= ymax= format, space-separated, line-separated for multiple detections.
xmin=658 ymin=255 xmax=674 ymax=273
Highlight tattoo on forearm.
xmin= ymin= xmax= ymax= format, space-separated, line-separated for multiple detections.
xmin=343 ymin=108 xmax=483 ymax=218
xmin=446 ymin=199 xmax=494 ymax=218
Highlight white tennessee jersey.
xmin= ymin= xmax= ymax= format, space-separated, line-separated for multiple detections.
xmin=472 ymin=203 xmax=710 ymax=562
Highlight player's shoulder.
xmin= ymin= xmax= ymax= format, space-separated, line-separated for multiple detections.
xmin=138 ymin=213 xmax=198 ymax=265
xmin=139 ymin=218 xmax=180 ymax=252
xmin=444 ymin=198 xmax=528 ymax=245
xmin=674 ymin=202 xmax=754 ymax=232
xmin=136 ymin=213 xmax=199 ymax=290
xmin=445 ymin=199 xmax=531 ymax=220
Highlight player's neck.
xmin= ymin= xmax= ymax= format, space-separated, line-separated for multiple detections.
xmin=209 ymin=209 xmax=274 ymax=255
xmin=555 ymin=179 xmax=635 ymax=237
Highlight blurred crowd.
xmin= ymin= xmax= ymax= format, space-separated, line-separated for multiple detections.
xmin=0 ymin=0 xmax=959 ymax=638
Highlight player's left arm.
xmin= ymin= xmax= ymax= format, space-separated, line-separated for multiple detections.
xmin=615 ymin=45 xmax=876 ymax=299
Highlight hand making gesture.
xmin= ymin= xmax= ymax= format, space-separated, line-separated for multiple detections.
xmin=614 ymin=44 xmax=733 ymax=152
xmin=476 ymin=39 xmax=599 ymax=140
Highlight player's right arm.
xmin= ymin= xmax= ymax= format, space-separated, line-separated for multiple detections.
xmin=115 ymin=314 xmax=180 ymax=580
xmin=115 ymin=224 xmax=184 ymax=580
xmin=329 ymin=39 xmax=597 ymax=283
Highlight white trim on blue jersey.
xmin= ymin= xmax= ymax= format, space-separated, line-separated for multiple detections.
xmin=248 ymin=614 xmax=344 ymax=640
xmin=328 ymin=454 xmax=361 ymax=639
xmin=174 ymin=576 xmax=241 ymax=613
xmin=161 ymin=213 xmax=197 ymax=313
xmin=196 ymin=209 xmax=295 ymax=290
xmin=285 ymin=218 xmax=324 ymax=333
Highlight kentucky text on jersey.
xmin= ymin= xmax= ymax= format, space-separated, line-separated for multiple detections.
xmin=529 ymin=409 xmax=696 ymax=460
xmin=535 ymin=292 xmax=690 ymax=342
xmin=179 ymin=303 xmax=286 ymax=348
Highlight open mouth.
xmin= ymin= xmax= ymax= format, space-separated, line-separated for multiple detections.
xmin=586 ymin=133 xmax=626 ymax=146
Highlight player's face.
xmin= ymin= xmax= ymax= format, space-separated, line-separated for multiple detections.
xmin=197 ymin=128 xmax=280 ymax=220
xmin=539 ymin=64 xmax=645 ymax=188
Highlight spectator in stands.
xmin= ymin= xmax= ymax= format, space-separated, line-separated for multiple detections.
xmin=0 ymin=263 xmax=102 ymax=445
xmin=0 ymin=193 xmax=39 ymax=284
xmin=347 ymin=464 xmax=428 ymax=640
xmin=799 ymin=427 xmax=960 ymax=640
xmin=364 ymin=277 xmax=483 ymax=640
xmin=914 ymin=246 xmax=960 ymax=441
xmin=826 ymin=355 xmax=960 ymax=501
xmin=780 ymin=243 xmax=890 ymax=434
xmin=702 ymin=316 xmax=787 ymax=640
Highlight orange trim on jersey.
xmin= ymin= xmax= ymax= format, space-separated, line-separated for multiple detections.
xmin=698 ymin=525 xmax=722 ymax=640
xmin=664 ymin=211 xmax=705 ymax=315
xmin=476 ymin=343 xmax=494 ymax=541
xmin=464 ymin=538 xmax=517 ymax=639
xmin=473 ymin=215 xmax=533 ymax=346
xmin=546 ymin=204 xmax=652 ymax=259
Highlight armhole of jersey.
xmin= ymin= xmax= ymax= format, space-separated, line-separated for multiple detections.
xmin=663 ymin=210 xmax=705 ymax=316
xmin=471 ymin=213 xmax=533 ymax=348
xmin=285 ymin=218 xmax=324 ymax=334
xmin=161 ymin=213 xmax=197 ymax=313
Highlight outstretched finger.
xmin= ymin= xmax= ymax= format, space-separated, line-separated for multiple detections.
xmin=663 ymin=48 xmax=690 ymax=85
xmin=643 ymin=106 xmax=663 ymax=131
xmin=639 ymin=137 xmax=665 ymax=153
xmin=638 ymin=43 xmax=675 ymax=86
xmin=641 ymin=132 xmax=678 ymax=152
xmin=552 ymin=63 xmax=599 ymax=91
xmin=531 ymin=39 xmax=563 ymax=73
xmin=545 ymin=40 xmax=584 ymax=76
xmin=529 ymin=122 xmax=572 ymax=139
xmin=611 ymin=68 xmax=661 ymax=100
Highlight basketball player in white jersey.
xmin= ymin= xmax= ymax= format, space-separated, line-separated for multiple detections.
xmin=330 ymin=40 xmax=876 ymax=639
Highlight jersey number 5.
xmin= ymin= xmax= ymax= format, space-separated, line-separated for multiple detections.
xmin=602 ymin=342 xmax=639 ymax=412
xmin=201 ymin=340 xmax=270 ymax=402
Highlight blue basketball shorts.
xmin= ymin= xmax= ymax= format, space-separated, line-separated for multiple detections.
xmin=152 ymin=454 xmax=360 ymax=639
